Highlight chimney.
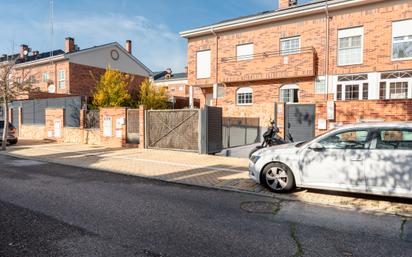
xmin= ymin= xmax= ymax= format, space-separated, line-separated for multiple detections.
xmin=65 ymin=37 xmax=75 ymax=53
xmin=279 ymin=0 xmax=297 ymax=9
xmin=19 ymin=44 xmax=29 ymax=58
xmin=125 ymin=40 xmax=132 ymax=54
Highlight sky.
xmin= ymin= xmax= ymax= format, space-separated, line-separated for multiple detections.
xmin=0 ymin=0 xmax=312 ymax=72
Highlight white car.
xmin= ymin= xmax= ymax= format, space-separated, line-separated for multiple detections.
xmin=249 ymin=122 xmax=412 ymax=198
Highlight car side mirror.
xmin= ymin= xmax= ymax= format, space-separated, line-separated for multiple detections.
xmin=308 ymin=142 xmax=325 ymax=151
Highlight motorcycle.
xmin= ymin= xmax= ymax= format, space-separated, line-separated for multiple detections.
xmin=248 ymin=120 xmax=293 ymax=158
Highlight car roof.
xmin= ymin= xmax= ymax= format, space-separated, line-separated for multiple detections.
xmin=336 ymin=122 xmax=412 ymax=130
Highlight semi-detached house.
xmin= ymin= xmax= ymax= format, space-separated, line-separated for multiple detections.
xmin=1 ymin=37 xmax=151 ymax=100
xmin=180 ymin=0 xmax=412 ymax=142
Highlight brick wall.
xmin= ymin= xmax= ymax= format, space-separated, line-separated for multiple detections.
xmin=99 ymin=108 xmax=127 ymax=147
xmin=45 ymin=108 xmax=65 ymax=141
xmin=69 ymin=63 xmax=146 ymax=98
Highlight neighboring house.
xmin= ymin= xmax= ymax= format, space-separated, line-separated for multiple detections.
xmin=180 ymin=0 xmax=412 ymax=141
xmin=0 ymin=37 xmax=151 ymax=100
xmin=152 ymin=68 xmax=201 ymax=108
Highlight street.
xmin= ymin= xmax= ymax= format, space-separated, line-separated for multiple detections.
xmin=0 ymin=154 xmax=411 ymax=257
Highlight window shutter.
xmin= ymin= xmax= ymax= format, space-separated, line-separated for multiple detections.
xmin=237 ymin=43 xmax=254 ymax=60
xmin=196 ymin=50 xmax=211 ymax=79
xmin=393 ymin=19 xmax=412 ymax=38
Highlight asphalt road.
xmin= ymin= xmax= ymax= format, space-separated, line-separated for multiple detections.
xmin=0 ymin=154 xmax=411 ymax=257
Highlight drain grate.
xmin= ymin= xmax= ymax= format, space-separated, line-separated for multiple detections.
xmin=240 ymin=201 xmax=280 ymax=214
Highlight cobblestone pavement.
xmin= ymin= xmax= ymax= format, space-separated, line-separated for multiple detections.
xmin=4 ymin=140 xmax=412 ymax=217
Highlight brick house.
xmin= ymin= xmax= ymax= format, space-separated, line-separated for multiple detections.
xmin=180 ymin=0 xmax=412 ymax=142
xmin=1 ymin=37 xmax=151 ymax=100
xmin=152 ymin=68 xmax=201 ymax=108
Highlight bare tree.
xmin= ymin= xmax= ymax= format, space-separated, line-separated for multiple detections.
xmin=0 ymin=57 xmax=36 ymax=150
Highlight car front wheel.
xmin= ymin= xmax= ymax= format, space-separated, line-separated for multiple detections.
xmin=261 ymin=163 xmax=295 ymax=193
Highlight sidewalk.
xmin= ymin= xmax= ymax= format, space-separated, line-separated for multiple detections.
xmin=4 ymin=140 xmax=412 ymax=217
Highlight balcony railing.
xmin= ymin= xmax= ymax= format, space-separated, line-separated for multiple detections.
xmin=219 ymin=47 xmax=317 ymax=83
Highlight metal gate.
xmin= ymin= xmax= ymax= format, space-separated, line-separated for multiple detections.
xmin=126 ymin=109 xmax=139 ymax=144
xmin=222 ymin=117 xmax=260 ymax=148
xmin=11 ymin=108 xmax=19 ymax=132
xmin=201 ymin=106 xmax=223 ymax=154
xmin=285 ymin=104 xmax=315 ymax=142
xmin=146 ymin=109 xmax=200 ymax=151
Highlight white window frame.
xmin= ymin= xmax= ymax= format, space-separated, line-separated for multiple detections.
xmin=196 ymin=50 xmax=211 ymax=79
xmin=236 ymin=87 xmax=253 ymax=106
xmin=236 ymin=43 xmax=254 ymax=61
xmin=58 ymin=70 xmax=65 ymax=89
xmin=280 ymin=84 xmax=299 ymax=103
xmin=337 ymin=27 xmax=364 ymax=66
xmin=280 ymin=36 xmax=301 ymax=55
xmin=334 ymin=75 xmax=369 ymax=101
xmin=42 ymin=72 xmax=49 ymax=83
xmin=379 ymin=78 xmax=412 ymax=100
xmin=315 ymin=76 xmax=326 ymax=94
xmin=392 ymin=19 xmax=412 ymax=61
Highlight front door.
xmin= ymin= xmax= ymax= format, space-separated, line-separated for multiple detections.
xmin=285 ymin=104 xmax=315 ymax=142
xmin=299 ymin=129 xmax=372 ymax=190
xmin=365 ymin=128 xmax=412 ymax=195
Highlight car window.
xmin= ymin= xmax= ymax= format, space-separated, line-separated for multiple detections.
xmin=318 ymin=130 xmax=370 ymax=149
xmin=376 ymin=129 xmax=412 ymax=150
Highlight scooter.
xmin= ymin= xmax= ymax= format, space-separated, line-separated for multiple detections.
xmin=248 ymin=120 xmax=293 ymax=158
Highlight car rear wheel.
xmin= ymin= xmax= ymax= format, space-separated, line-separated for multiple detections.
xmin=262 ymin=163 xmax=295 ymax=193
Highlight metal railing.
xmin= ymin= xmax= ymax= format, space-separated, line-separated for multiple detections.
xmin=220 ymin=47 xmax=315 ymax=63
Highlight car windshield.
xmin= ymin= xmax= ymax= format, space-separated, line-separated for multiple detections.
xmin=295 ymin=128 xmax=337 ymax=148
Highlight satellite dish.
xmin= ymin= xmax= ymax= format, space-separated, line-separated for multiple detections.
xmin=48 ymin=84 xmax=56 ymax=93
xmin=23 ymin=50 xmax=29 ymax=56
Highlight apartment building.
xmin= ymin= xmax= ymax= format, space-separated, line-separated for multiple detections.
xmin=1 ymin=37 xmax=151 ymax=100
xmin=180 ymin=0 xmax=412 ymax=142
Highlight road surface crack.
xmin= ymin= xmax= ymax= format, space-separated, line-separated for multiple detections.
xmin=400 ymin=219 xmax=407 ymax=240
xmin=290 ymin=223 xmax=303 ymax=257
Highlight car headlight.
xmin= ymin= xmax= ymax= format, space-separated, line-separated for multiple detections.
xmin=250 ymin=155 xmax=261 ymax=164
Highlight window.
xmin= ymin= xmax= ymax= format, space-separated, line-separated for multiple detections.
xmin=362 ymin=83 xmax=369 ymax=100
xmin=315 ymin=76 xmax=326 ymax=94
xmin=392 ymin=19 xmax=412 ymax=60
xmin=236 ymin=87 xmax=253 ymax=105
xmin=389 ymin=82 xmax=408 ymax=99
xmin=338 ymin=27 xmax=363 ymax=65
xmin=280 ymin=36 xmax=300 ymax=55
xmin=376 ymin=129 xmax=412 ymax=150
xmin=380 ymin=82 xmax=387 ymax=99
xmin=336 ymin=84 xmax=342 ymax=100
xmin=344 ymin=85 xmax=359 ymax=100
xmin=42 ymin=72 xmax=49 ymax=82
xmin=58 ymin=70 xmax=65 ymax=89
xmin=236 ymin=43 xmax=254 ymax=61
xmin=318 ymin=130 xmax=370 ymax=150
xmin=217 ymin=85 xmax=225 ymax=98
xmin=280 ymin=84 xmax=299 ymax=103
xmin=196 ymin=50 xmax=211 ymax=79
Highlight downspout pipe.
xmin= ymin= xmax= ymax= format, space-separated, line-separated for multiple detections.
xmin=324 ymin=0 xmax=330 ymax=101
xmin=211 ymin=27 xmax=219 ymax=106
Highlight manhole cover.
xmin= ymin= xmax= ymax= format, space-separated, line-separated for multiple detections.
xmin=240 ymin=201 xmax=280 ymax=214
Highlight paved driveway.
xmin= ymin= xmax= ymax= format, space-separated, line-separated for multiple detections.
xmin=3 ymin=140 xmax=412 ymax=217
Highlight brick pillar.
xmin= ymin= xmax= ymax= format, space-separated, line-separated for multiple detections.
xmin=45 ymin=108 xmax=65 ymax=141
xmin=139 ymin=105 xmax=145 ymax=149
xmin=79 ymin=109 xmax=85 ymax=129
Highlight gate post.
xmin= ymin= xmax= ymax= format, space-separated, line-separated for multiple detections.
xmin=199 ymin=107 xmax=207 ymax=154
xmin=139 ymin=105 xmax=145 ymax=149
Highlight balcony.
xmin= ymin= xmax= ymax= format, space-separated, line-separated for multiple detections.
xmin=219 ymin=47 xmax=317 ymax=83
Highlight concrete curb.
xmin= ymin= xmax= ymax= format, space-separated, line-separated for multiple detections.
xmin=2 ymin=151 xmax=412 ymax=218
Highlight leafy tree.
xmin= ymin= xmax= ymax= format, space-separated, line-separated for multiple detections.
xmin=92 ymin=67 xmax=133 ymax=107
xmin=0 ymin=57 xmax=37 ymax=151
xmin=139 ymin=79 xmax=168 ymax=110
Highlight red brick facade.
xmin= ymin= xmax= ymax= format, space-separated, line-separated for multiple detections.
xmin=184 ymin=0 xmax=412 ymax=138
